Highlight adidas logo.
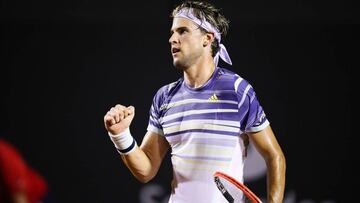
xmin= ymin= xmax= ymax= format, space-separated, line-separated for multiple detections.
xmin=208 ymin=93 xmax=219 ymax=102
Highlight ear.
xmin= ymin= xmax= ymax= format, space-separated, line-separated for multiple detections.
xmin=203 ymin=32 xmax=215 ymax=47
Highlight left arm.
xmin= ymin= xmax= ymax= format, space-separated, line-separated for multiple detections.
xmin=248 ymin=125 xmax=286 ymax=203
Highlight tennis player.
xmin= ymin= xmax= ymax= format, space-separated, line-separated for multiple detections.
xmin=104 ymin=1 xmax=286 ymax=202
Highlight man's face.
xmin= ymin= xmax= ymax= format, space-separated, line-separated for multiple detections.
xmin=169 ymin=17 xmax=207 ymax=70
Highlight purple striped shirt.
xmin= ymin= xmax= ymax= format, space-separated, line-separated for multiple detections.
xmin=146 ymin=67 xmax=269 ymax=203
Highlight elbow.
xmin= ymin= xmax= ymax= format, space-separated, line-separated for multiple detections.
xmin=275 ymin=152 xmax=286 ymax=175
xmin=266 ymin=150 xmax=286 ymax=170
xmin=134 ymin=173 xmax=155 ymax=183
xmin=279 ymin=151 xmax=286 ymax=168
xmin=131 ymin=167 xmax=157 ymax=183
xmin=274 ymin=151 xmax=286 ymax=168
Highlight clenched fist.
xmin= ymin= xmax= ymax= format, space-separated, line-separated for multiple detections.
xmin=104 ymin=104 xmax=135 ymax=135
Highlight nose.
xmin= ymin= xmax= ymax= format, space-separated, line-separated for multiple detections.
xmin=169 ymin=33 xmax=178 ymax=45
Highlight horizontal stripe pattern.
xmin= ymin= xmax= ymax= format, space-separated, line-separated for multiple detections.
xmin=176 ymin=154 xmax=232 ymax=162
xmin=180 ymin=145 xmax=234 ymax=155
xmin=165 ymin=128 xmax=240 ymax=137
xmin=162 ymin=90 xmax=238 ymax=103
xmin=165 ymin=131 xmax=239 ymax=146
xmin=163 ymin=119 xmax=240 ymax=128
xmin=163 ymin=121 xmax=240 ymax=134
xmin=161 ymin=109 xmax=238 ymax=123
xmin=160 ymin=98 xmax=237 ymax=110
xmin=172 ymin=156 xmax=230 ymax=170
xmin=147 ymin=67 xmax=268 ymax=199
xmin=163 ymin=112 xmax=240 ymax=126
xmin=162 ymin=101 xmax=238 ymax=118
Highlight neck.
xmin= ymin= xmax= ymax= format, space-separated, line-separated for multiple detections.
xmin=183 ymin=57 xmax=216 ymax=88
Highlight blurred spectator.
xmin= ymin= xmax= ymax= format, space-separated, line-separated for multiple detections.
xmin=0 ymin=138 xmax=48 ymax=203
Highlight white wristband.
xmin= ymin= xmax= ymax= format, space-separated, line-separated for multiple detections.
xmin=108 ymin=128 xmax=137 ymax=155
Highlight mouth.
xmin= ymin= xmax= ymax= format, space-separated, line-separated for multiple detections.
xmin=172 ymin=47 xmax=180 ymax=55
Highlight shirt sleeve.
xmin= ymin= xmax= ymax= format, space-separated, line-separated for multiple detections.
xmin=146 ymin=88 xmax=165 ymax=136
xmin=236 ymin=79 xmax=269 ymax=133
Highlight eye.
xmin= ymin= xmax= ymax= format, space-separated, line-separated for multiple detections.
xmin=170 ymin=27 xmax=189 ymax=37
xmin=179 ymin=29 xmax=186 ymax=34
xmin=177 ymin=27 xmax=188 ymax=35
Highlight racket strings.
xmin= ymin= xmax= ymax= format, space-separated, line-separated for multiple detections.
xmin=216 ymin=176 xmax=247 ymax=203
xmin=214 ymin=172 xmax=262 ymax=203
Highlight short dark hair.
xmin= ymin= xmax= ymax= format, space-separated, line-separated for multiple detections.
xmin=171 ymin=1 xmax=230 ymax=57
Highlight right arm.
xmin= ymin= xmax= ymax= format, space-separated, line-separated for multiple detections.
xmin=104 ymin=104 xmax=170 ymax=183
xmin=121 ymin=131 xmax=169 ymax=183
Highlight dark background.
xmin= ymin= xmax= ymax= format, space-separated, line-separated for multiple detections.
xmin=1 ymin=0 xmax=357 ymax=202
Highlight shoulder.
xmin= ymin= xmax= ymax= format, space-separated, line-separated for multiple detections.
xmin=217 ymin=67 xmax=252 ymax=94
xmin=152 ymin=79 xmax=182 ymax=104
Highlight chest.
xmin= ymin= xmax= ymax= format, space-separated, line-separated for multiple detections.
xmin=159 ymin=91 xmax=240 ymax=138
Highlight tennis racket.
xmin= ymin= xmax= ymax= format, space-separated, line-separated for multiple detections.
xmin=214 ymin=171 xmax=262 ymax=203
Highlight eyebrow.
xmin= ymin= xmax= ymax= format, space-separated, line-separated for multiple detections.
xmin=170 ymin=26 xmax=190 ymax=34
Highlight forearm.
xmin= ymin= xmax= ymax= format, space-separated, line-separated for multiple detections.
xmin=104 ymin=105 xmax=169 ymax=183
xmin=266 ymin=153 xmax=286 ymax=203
xmin=121 ymin=147 xmax=158 ymax=183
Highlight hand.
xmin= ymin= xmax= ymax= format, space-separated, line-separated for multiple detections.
xmin=104 ymin=104 xmax=135 ymax=135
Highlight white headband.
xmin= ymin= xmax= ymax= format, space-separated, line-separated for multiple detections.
xmin=174 ymin=8 xmax=232 ymax=66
